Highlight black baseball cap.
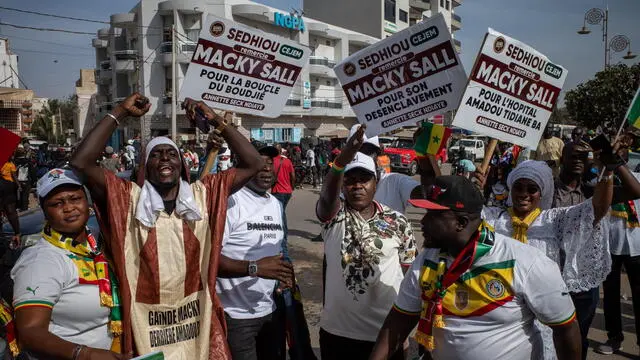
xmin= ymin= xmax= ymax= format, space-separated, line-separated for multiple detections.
xmin=258 ymin=146 xmax=279 ymax=158
xmin=409 ymin=175 xmax=484 ymax=213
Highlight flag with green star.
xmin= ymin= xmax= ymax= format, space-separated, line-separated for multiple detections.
xmin=414 ymin=121 xmax=452 ymax=156
xmin=626 ymin=86 xmax=640 ymax=129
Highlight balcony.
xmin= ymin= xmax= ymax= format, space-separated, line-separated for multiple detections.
xmin=160 ymin=41 xmax=197 ymax=66
xmin=452 ymin=0 xmax=462 ymax=7
xmin=111 ymin=13 xmax=136 ymax=27
xmin=452 ymin=13 xmax=462 ymax=31
xmin=348 ymin=33 xmax=377 ymax=47
xmin=158 ymin=0 xmax=206 ymax=15
xmin=163 ymin=95 xmax=186 ymax=117
xmin=307 ymin=22 xmax=342 ymax=40
xmin=98 ymin=28 xmax=110 ymax=39
xmin=453 ymin=38 xmax=461 ymax=53
xmin=285 ymin=98 xmax=301 ymax=107
xmin=309 ymin=56 xmax=337 ymax=68
xmin=231 ymin=4 xmax=272 ymax=23
xmin=410 ymin=0 xmax=431 ymax=11
xmin=114 ymin=50 xmax=137 ymax=72
xmin=311 ymin=99 xmax=342 ymax=109
xmin=92 ymin=38 xmax=108 ymax=48
xmin=96 ymin=68 xmax=112 ymax=83
xmin=99 ymin=60 xmax=112 ymax=70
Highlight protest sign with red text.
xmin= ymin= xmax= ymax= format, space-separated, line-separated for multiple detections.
xmin=335 ymin=14 xmax=467 ymax=138
xmin=180 ymin=15 xmax=310 ymax=118
xmin=452 ymin=28 xmax=568 ymax=149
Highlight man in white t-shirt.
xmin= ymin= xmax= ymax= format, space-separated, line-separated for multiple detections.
xmin=216 ymin=145 xmax=294 ymax=360
xmin=370 ymin=175 xmax=581 ymax=360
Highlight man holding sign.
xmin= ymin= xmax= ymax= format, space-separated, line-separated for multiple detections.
xmin=71 ymin=94 xmax=264 ymax=359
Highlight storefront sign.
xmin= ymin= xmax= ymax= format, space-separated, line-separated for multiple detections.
xmin=274 ymin=12 xmax=305 ymax=32
xmin=334 ymin=13 xmax=467 ymax=137
xmin=452 ymin=28 xmax=567 ymax=148
xmin=180 ymin=15 xmax=310 ymax=118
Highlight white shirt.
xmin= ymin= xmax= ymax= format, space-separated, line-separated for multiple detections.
xmin=394 ymin=234 xmax=575 ymax=360
xmin=11 ymin=239 xmax=113 ymax=351
xmin=320 ymin=201 xmax=416 ymax=342
xmin=216 ymin=187 xmax=285 ymax=319
xmin=306 ymin=149 xmax=315 ymax=167
xmin=609 ymin=172 xmax=640 ymax=256
xmin=482 ymin=199 xmax=610 ymax=293
xmin=374 ymin=172 xmax=420 ymax=214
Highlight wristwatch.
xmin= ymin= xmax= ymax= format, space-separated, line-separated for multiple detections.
xmin=248 ymin=261 xmax=258 ymax=277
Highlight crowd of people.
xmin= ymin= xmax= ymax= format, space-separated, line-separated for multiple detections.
xmin=0 ymin=91 xmax=638 ymax=360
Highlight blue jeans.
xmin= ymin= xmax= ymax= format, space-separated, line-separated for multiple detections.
xmin=570 ymin=287 xmax=599 ymax=360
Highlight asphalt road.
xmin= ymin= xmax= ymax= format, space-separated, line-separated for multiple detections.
xmin=285 ymin=171 xmax=638 ymax=359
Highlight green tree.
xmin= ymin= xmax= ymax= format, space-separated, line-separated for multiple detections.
xmin=565 ymin=63 xmax=640 ymax=130
xmin=30 ymin=96 xmax=77 ymax=143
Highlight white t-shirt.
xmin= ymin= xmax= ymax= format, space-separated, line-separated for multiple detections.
xmin=320 ymin=201 xmax=416 ymax=341
xmin=11 ymin=239 xmax=113 ymax=351
xmin=394 ymin=233 xmax=576 ymax=360
xmin=609 ymin=172 xmax=640 ymax=256
xmin=216 ymin=187 xmax=285 ymax=319
xmin=374 ymin=172 xmax=420 ymax=214
xmin=306 ymin=149 xmax=315 ymax=167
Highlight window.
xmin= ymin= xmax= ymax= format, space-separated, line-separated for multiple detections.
xmin=446 ymin=0 xmax=450 ymax=10
xmin=440 ymin=0 xmax=444 ymax=7
xmin=326 ymin=40 xmax=332 ymax=46
xmin=399 ymin=9 xmax=408 ymax=23
xmin=326 ymin=80 xmax=332 ymax=86
xmin=384 ymin=0 xmax=396 ymax=23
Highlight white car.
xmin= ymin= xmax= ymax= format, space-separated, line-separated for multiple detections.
xmin=448 ymin=138 xmax=485 ymax=162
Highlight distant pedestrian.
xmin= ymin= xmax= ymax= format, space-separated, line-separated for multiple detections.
xmin=0 ymin=154 xmax=20 ymax=249
xmin=99 ymin=146 xmax=121 ymax=173
xmin=15 ymin=147 xmax=33 ymax=211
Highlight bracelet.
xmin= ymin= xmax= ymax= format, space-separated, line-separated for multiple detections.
xmin=105 ymin=113 xmax=120 ymax=126
xmin=72 ymin=345 xmax=86 ymax=360
xmin=331 ymin=162 xmax=345 ymax=173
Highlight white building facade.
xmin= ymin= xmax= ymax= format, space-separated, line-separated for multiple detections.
xmin=0 ymin=37 xmax=20 ymax=89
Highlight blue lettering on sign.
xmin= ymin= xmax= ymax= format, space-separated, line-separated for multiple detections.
xmin=274 ymin=12 xmax=305 ymax=32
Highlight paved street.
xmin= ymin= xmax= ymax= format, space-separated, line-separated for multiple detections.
xmin=285 ymin=183 xmax=638 ymax=359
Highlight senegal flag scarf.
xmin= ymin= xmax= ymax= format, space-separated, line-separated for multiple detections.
xmin=0 ymin=298 xmax=19 ymax=357
xmin=611 ymin=201 xmax=640 ymax=228
xmin=415 ymin=222 xmax=495 ymax=350
xmin=42 ymin=225 xmax=123 ymax=340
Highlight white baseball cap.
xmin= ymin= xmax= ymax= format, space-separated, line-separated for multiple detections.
xmin=37 ymin=168 xmax=83 ymax=199
xmin=344 ymin=152 xmax=377 ymax=178
xmin=349 ymin=124 xmax=380 ymax=149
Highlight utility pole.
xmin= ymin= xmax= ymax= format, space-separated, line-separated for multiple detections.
xmin=171 ymin=24 xmax=177 ymax=142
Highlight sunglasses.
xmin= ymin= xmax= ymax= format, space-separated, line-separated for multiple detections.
xmin=512 ymin=183 xmax=540 ymax=195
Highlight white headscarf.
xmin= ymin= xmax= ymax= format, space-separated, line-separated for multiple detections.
xmin=136 ymin=137 xmax=202 ymax=227
xmin=506 ymin=160 xmax=554 ymax=210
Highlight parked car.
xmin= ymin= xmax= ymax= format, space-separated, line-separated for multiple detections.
xmin=384 ymin=138 xmax=419 ymax=175
xmin=448 ymin=138 xmax=485 ymax=163
xmin=378 ymin=136 xmax=397 ymax=150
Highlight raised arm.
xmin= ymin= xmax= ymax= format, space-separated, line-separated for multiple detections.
xmin=182 ymin=99 xmax=263 ymax=194
xmin=316 ymin=125 xmax=365 ymax=221
xmin=70 ymin=93 xmax=150 ymax=206
xmin=613 ymin=165 xmax=640 ymax=203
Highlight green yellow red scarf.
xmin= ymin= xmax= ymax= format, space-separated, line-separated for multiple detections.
xmin=611 ymin=201 xmax=640 ymax=228
xmin=42 ymin=224 xmax=122 ymax=339
xmin=415 ymin=222 xmax=495 ymax=350
xmin=0 ymin=298 xmax=19 ymax=357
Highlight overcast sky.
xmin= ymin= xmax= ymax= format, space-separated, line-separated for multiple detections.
xmin=0 ymin=0 xmax=638 ymax=101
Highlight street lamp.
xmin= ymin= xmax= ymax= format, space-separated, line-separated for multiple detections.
xmin=577 ymin=7 xmax=636 ymax=69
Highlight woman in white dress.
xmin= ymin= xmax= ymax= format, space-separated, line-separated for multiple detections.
xmin=479 ymin=160 xmax=613 ymax=360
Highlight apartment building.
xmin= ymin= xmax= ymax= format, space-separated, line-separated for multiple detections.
xmin=93 ymin=0 xmax=387 ymax=144
xmin=304 ymin=0 xmax=462 ymax=52
xmin=0 ymin=38 xmax=20 ymax=89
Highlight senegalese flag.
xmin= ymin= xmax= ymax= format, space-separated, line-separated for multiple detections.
xmin=414 ymin=121 xmax=452 ymax=156
xmin=626 ymin=86 xmax=640 ymax=129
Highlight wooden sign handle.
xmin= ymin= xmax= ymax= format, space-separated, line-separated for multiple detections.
xmin=479 ymin=139 xmax=498 ymax=174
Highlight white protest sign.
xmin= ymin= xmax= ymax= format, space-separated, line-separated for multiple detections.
xmin=180 ymin=15 xmax=310 ymax=118
xmin=334 ymin=13 xmax=467 ymax=138
xmin=452 ymin=28 xmax=568 ymax=148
